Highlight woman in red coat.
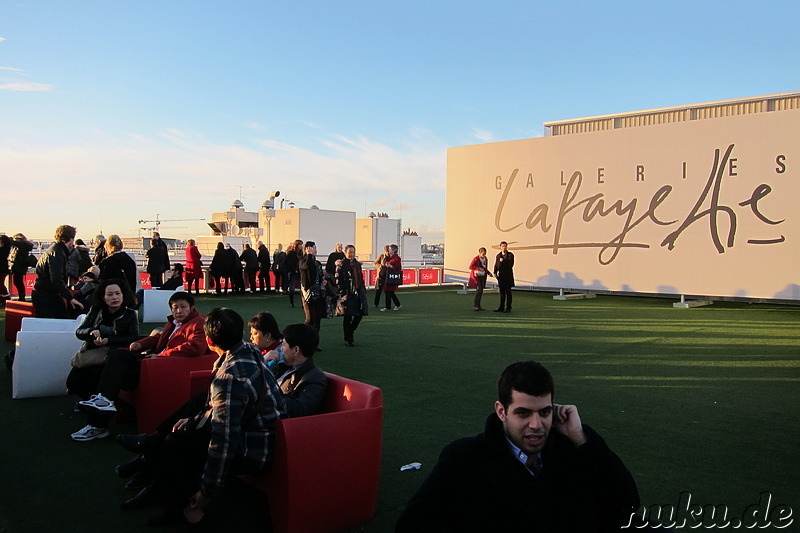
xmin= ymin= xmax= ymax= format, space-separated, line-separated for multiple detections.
xmin=468 ymin=247 xmax=493 ymax=311
xmin=184 ymin=239 xmax=203 ymax=295
xmin=380 ymin=244 xmax=402 ymax=311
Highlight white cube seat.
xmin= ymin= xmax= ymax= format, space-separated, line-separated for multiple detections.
xmin=141 ymin=287 xmax=184 ymax=323
xmin=12 ymin=315 xmax=86 ymax=399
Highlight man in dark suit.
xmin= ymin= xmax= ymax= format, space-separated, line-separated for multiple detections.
xmin=396 ymin=361 xmax=644 ymax=532
xmin=493 ymin=240 xmax=515 ymax=313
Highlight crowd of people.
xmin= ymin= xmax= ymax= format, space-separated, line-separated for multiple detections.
xmin=2 ymin=224 xmax=410 ymax=351
xmin=1 ymin=225 xmax=656 ymax=531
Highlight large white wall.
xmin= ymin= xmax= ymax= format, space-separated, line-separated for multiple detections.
xmin=270 ymin=208 xmax=355 ymax=256
xmin=445 ymin=108 xmax=799 ymax=300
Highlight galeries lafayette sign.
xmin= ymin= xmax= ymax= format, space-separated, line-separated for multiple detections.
xmin=445 ymin=108 xmax=798 ymax=300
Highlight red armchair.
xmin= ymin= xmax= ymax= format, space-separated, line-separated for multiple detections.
xmin=118 ymin=353 xmax=217 ymax=433
xmin=189 ymin=370 xmax=384 ymax=533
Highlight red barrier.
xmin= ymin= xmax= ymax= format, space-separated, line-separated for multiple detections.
xmin=419 ymin=269 xmax=440 ymax=284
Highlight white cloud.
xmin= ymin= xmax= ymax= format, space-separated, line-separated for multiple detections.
xmin=0 ymin=81 xmax=53 ymax=91
xmin=0 ymin=66 xmax=22 ymax=71
xmin=472 ymin=127 xmax=494 ymax=142
xmin=0 ymin=129 xmax=448 ymax=243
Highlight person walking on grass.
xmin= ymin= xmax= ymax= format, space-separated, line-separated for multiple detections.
xmin=380 ymin=244 xmax=402 ymax=312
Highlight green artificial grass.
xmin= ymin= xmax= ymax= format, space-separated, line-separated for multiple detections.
xmin=1 ymin=288 xmax=798 ymax=532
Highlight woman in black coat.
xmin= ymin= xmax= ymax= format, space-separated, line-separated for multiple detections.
xmin=335 ymin=245 xmax=368 ymax=347
xmin=99 ymin=235 xmax=138 ymax=296
xmin=10 ymin=233 xmax=34 ymax=301
xmin=208 ymin=242 xmax=230 ymax=295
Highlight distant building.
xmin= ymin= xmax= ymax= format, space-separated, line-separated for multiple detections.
xmin=198 ymin=198 xmax=421 ymax=263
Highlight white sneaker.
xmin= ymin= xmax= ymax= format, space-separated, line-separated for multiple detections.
xmin=78 ymin=393 xmax=117 ymax=412
xmin=380 ymin=308 xmax=390 ymax=312
xmin=393 ymin=305 xmax=402 ymax=311
xmin=71 ymin=425 xmax=110 ymax=442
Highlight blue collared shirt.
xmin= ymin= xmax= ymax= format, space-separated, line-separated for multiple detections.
xmin=505 ymin=436 xmax=543 ymax=477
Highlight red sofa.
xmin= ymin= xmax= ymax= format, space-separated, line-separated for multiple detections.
xmin=5 ymin=300 xmax=35 ymax=342
xmin=117 ymin=353 xmax=217 ymax=433
xmin=190 ymin=370 xmax=384 ymax=533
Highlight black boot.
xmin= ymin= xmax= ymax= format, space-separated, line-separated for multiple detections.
xmin=116 ymin=454 xmax=146 ymax=479
xmin=120 ymin=487 xmax=157 ymax=510
xmin=117 ymin=432 xmax=162 ymax=454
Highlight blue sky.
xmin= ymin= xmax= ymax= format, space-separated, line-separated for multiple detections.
xmin=2 ymin=0 xmax=798 ymax=243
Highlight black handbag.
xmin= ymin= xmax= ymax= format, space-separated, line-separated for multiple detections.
xmin=386 ymin=270 xmax=402 ymax=286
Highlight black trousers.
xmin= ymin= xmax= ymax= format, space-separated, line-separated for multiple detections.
xmin=144 ymin=393 xmax=262 ymax=507
xmin=384 ymin=291 xmax=400 ymax=309
xmin=12 ymin=273 xmax=26 ymax=300
xmin=258 ymin=271 xmax=271 ymax=292
xmin=302 ymin=297 xmax=324 ymax=332
xmin=0 ymin=273 xmax=9 ymax=298
xmin=66 ymin=364 xmax=105 ymax=400
xmin=498 ymin=285 xmax=513 ymax=310
xmin=473 ymin=276 xmax=487 ymax=308
xmin=245 ymin=269 xmax=257 ymax=293
xmin=88 ymin=348 xmax=143 ymax=428
xmin=31 ymin=290 xmax=69 ymax=318
xmin=149 ymin=273 xmax=163 ymax=288
xmin=343 ymin=315 xmax=363 ymax=342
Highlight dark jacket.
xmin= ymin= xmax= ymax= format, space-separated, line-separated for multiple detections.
xmin=0 ymin=241 xmax=9 ymax=275
xmin=93 ymin=242 xmax=108 ymax=265
xmin=299 ymin=254 xmax=321 ymax=291
xmin=10 ymin=237 xmax=34 ymax=275
xmin=493 ymin=250 xmax=515 ymax=287
xmin=272 ymin=357 xmax=327 ymax=418
xmin=335 ymin=257 xmax=367 ymax=317
xmin=282 ymin=249 xmax=299 ymax=275
xmin=210 ymin=248 xmax=230 ymax=277
xmin=99 ymin=251 xmax=139 ymax=293
xmin=241 ymin=247 xmax=259 ymax=271
xmin=272 ymin=249 xmax=285 ymax=273
xmin=75 ymin=305 xmax=140 ymax=352
xmin=33 ymin=241 xmax=73 ymax=300
xmin=326 ymin=251 xmax=345 ymax=275
xmin=76 ymin=245 xmax=93 ymax=275
xmin=396 ymin=413 xmax=640 ymax=533
xmin=160 ymin=275 xmax=184 ymax=291
xmin=146 ymin=241 xmax=170 ymax=275
xmin=226 ymin=247 xmax=241 ymax=274
xmin=257 ymin=244 xmax=271 ymax=273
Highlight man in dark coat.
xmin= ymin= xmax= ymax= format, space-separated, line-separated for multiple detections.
xmin=145 ymin=236 xmax=169 ymax=288
xmin=225 ymin=244 xmax=244 ymax=294
xmin=32 ymin=225 xmax=85 ymax=318
xmin=271 ymin=244 xmax=286 ymax=294
xmin=240 ymin=243 xmax=259 ymax=294
xmin=493 ymin=240 xmax=515 ymax=313
xmin=396 ymin=361 xmax=642 ymax=533
xmin=325 ymin=243 xmax=345 ymax=276
xmin=256 ymin=241 xmax=272 ymax=293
